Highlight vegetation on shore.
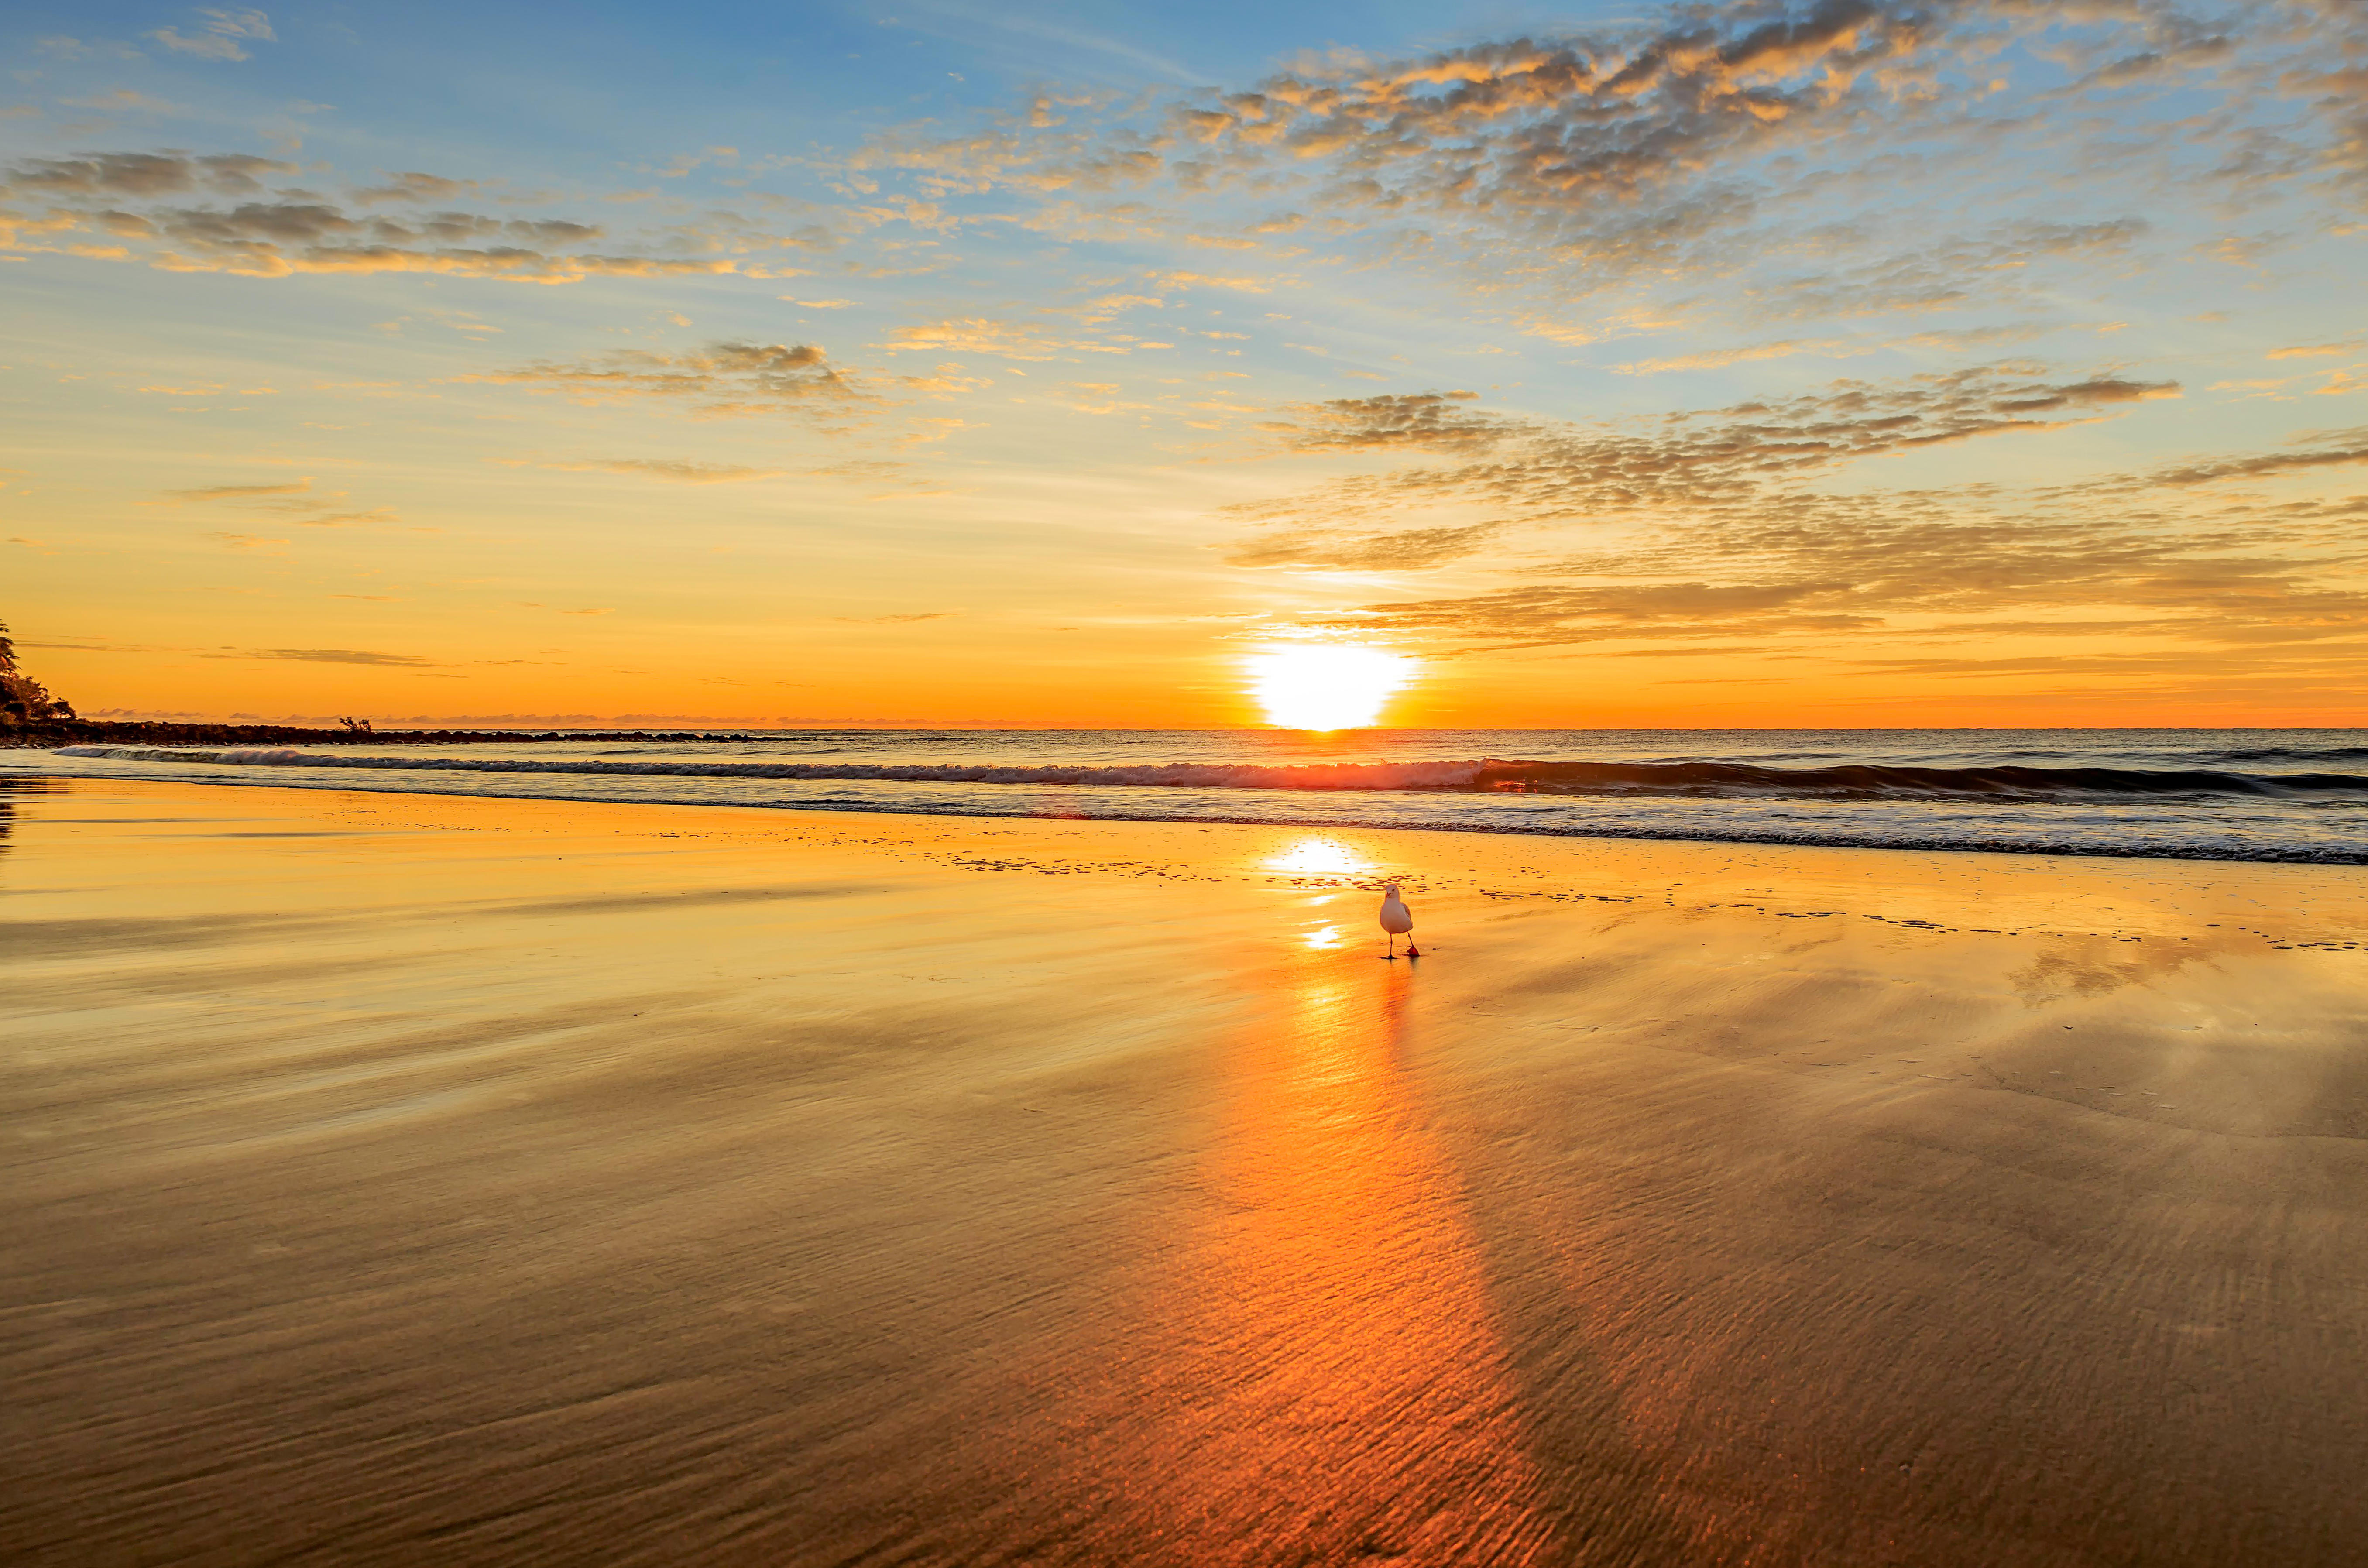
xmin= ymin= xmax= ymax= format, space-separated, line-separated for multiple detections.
xmin=0 ymin=619 xmax=76 ymax=727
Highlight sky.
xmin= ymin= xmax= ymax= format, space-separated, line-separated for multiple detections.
xmin=2 ymin=0 xmax=2365 ymax=728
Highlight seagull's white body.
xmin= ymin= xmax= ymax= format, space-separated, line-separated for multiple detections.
xmin=1378 ymin=883 xmax=1418 ymax=958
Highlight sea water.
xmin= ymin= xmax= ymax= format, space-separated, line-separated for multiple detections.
xmin=19 ymin=728 xmax=2368 ymax=864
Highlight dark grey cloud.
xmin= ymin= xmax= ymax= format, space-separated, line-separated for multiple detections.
xmin=1 ymin=150 xmax=783 ymax=281
xmin=6 ymin=150 xmax=295 ymax=197
xmin=350 ymin=171 xmax=481 ymax=205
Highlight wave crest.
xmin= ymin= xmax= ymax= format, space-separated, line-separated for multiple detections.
xmin=49 ymin=745 xmax=2368 ymax=801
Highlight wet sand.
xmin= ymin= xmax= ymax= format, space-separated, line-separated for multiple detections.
xmin=5 ymin=776 xmax=2368 ymax=1567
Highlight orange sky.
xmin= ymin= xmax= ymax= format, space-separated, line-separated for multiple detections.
xmin=6 ymin=0 xmax=2366 ymax=728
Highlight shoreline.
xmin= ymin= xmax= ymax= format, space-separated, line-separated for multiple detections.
xmin=7 ymin=778 xmax=2368 ymax=1565
xmin=10 ymin=757 xmax=2368 ymax=867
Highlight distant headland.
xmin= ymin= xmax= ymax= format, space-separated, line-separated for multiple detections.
xmin=0 ymin=719 xmax=754 ymax=748
xmin=0 ymin=619 xmax=748 ymax=748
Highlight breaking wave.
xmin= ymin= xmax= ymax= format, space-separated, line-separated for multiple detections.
xmin=52 ymin=746 xmax=2368 ymax=801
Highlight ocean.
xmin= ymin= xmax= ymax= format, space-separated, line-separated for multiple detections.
xmin=17 ymin=728 xmax=2368 ymax=865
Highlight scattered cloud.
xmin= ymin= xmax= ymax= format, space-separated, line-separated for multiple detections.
xmin=149 ymin=7 xmax=276 ymax=62
xmin=1153 ymin=271 xmax=1270 ymax=294
xmin=1222 ymin=361 xmax=2368 ymax=672
xmin=1225 ymin=522 xmax=1508 ymax=571
xmin=165 ymin=477 xmax=312 ymax=501
xmin=241 ymin=647 xmax=437 ymax=666
xmin=1240 ymin=371 xmax=2182 ymax=540
xmin=350 ymin=171 xmax=480 ymax=205
xmin=1614 ymin=339 xmax=1850 ymax=374
xmin=63 ymin=90 xmax=181 ymax=115
xmin=5 ymin=152 xmax=295 ymax=197
xmin=880 ymin=315 xmax=1161 ymax=360
xmin=0 ymin=151 xmax=808 ymax=283
xmin=2267 ymin=340 xmax=2365 ymax=360
xmin=464 ymin=341 xmax=866 ymax=419
xmin=502 ymin=457 xmax=790 ymax=483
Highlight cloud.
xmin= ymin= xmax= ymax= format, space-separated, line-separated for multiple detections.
xmin=1205 ymin=363 xmax=2368 ymax=674
xmin=880 ymin=315 xmax=1162 ymax=360
xmin=1224 ymin=521 xmax=1508 ymax=570
xmin=1153 ymin=271 xmax=1270 ymax=293
xmin=148 ymin=29 xmax=246 ymax=61
xmin=2267 ymin=340 xmax=2365 ymax=360
xmin=505 ymin=458 xmax=790 ymax=483
xmin=149 ymin=7 xmax=274 ymax=62
xmin=1237 ymin=370 xmax=2181 ymax=539
xmin=465 ymin=341 xmax=865 ymax=419
xmin=1614 ymin=339 xmax=1846 ymax=374
xmin=1 ymin=151 xmax=796 ymax=283
xmin=62 ymin=89 xmax=181 ymax=114
xmin=244 ymin=647 xmax=438 ymax=666
xmin=157 ymin=476 xmax=403 ymax=528
xmin=1250 ymin=390 xmax=1497 ymax=453
xmin=350 ymin=171 xmax=480 ymax=205
xmin=1237 ymin=416 xmax=2368 ymax=666
xmin=6 ymin=152 xmax=294 ymax=197
xmin=843 ymin=0 xmax=2368 ymax=352
xmin=1743 ymin=221 xmax=2152 ymax=323
xmin=165 ymin=477 xmax=312 ymax=501
xmin=2114 ymin=427 xmax=2368 ymax=489
xmin=833 ymin=611 xmax=959 ymax=622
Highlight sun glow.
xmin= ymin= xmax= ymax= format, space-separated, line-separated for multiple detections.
xmin=1263 ymin=838 xmax=1376 ymax=877
xmin=1246 ymin=645 xmax=1415 ymax=731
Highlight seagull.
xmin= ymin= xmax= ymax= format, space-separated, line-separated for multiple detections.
xmin=1379 ymin=882 xmax=1418 ymax=960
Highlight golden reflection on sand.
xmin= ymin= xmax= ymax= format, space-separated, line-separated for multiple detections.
xmin=23 ymin=785 xmax=2368 ymax=1565
xmin=1260 ymin=836 xmax=1376 ymax=878
xmin=1109 ymin=951 xmax=1556 ymax=1564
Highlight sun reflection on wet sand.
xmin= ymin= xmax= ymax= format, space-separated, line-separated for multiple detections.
xmin=1260 ymin=836 xmax=1378 ymax=878
xmin=1071 ymin=951 xmax=1557 ymax=1564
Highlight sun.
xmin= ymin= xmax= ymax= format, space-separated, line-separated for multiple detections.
xmin=1246 ymin=645 xmax=1415 ymax=730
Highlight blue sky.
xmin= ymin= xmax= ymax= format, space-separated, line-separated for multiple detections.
xmin=3 ymin=0 xmax=2365 ymax=725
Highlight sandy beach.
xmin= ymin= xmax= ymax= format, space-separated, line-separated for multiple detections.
xmin=6 ymin=775 xmax=2368 ymax=1567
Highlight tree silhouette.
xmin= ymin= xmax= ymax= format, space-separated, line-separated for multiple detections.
xmin=0 ymin=619 xmax=76 ymax=725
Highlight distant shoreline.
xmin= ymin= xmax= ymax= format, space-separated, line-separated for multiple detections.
xmin=0 ymin=721 xmax=748 ymax=749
